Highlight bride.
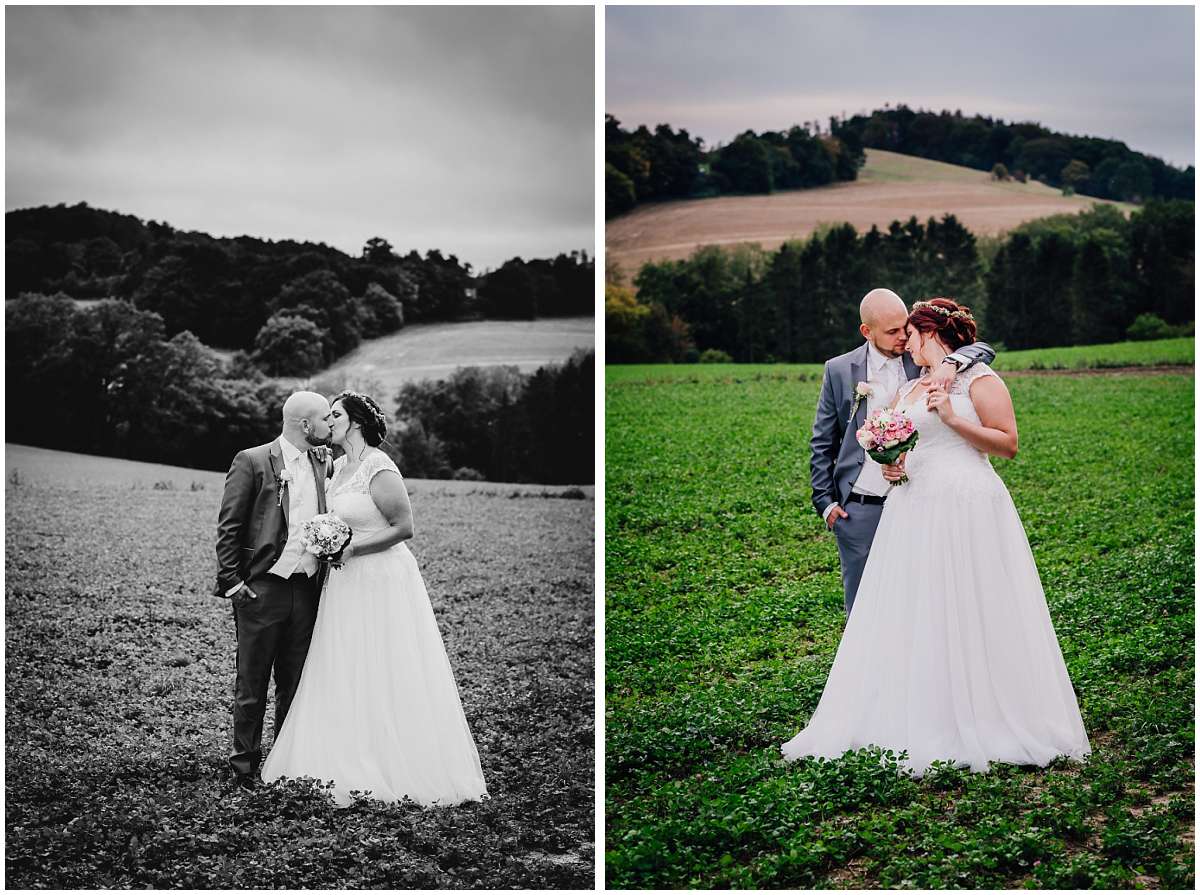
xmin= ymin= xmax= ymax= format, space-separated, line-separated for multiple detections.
xmin=782 ymin=298 xmax=1090 ymax=776
xmin=262 ymin=391 xmax=488 ymax=806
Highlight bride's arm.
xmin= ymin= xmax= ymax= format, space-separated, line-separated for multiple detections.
xmin=931 ymin=376 xmax=1018 ymax=459
xmin=342 ymin=470 xmax=415 ymax=560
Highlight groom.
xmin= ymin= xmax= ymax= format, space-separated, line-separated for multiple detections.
xmin=214 ymin=391 xmax=334 ymax=790
xmin=811 ymin=288 xmax=994 ymax=615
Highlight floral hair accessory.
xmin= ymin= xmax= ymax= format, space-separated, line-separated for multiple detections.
xmin=337 ymin=391 xmax=387 ymax=432
xmin=913 ymin=300 xmax=975 ymax=321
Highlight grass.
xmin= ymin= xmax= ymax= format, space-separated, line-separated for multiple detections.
xmin=992 ymin=338 xmax=1194 ymax=371
xmin=4 ymin=443 xmax=596 ymax=499
xmin=605 ymin=337 xmax=1193 ymax=386
xmin=605 ymin=363 xmax=1193 ymax=889
xmin=5 ymin=454 xmax=594 ymax=888
xmin=860 ymin=151 xmax=1137 ymax=213
xmin=275 ymin=315 xmax=595 ymax=396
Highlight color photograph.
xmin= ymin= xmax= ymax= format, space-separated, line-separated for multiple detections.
xmin=605 ymin=5 xmax=1194 ymax=889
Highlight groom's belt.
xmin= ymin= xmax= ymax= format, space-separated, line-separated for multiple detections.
xmin=846 ymin=492 xmax=887 ymax=506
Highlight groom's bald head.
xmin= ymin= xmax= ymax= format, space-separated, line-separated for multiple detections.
xmin=280 ymin=391 xmax=333 ymax=448
xmin=282 ymin=391 xmax=329 ymax=423
xmin=859 ymin=288 xmax=909 ymax=358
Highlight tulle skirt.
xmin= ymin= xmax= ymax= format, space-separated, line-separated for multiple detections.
xmin=782 ymin=475 xmax=1090 ymax=776
xmin=262 ymin=544 xmax=488 ymax=806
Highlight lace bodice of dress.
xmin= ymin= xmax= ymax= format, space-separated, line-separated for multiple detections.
xmin=326 ymin=450 xmax=403 ymax=538
xmin=893 ymin=364 xmax=1001 ymax=492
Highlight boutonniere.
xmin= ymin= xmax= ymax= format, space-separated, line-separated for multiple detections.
xmin=848 ymin=381 xmax=874 ymax=426
xmin=275 ymin=467 xmax=294 ymax=506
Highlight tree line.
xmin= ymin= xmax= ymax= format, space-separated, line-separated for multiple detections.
xmin=6 ymin=203 xmax=592 ymax=374
xmin=6 ymin=292 xmax=593 ymax=484
xmin=605 ymin=115 xmax=864 ymax=217
xmin=607 ymin=200 xmax=1194 ymax=363
xmin=832 ymin=105 xmax=1193 ymax=203
xmin=386 ymin=350 xmax=593 ymax=485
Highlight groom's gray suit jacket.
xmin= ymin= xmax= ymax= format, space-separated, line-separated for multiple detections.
xmin=810 ymin=341 xmax=995 ymax=517
xmin=213 ymin=440 xmax=332 ymax=597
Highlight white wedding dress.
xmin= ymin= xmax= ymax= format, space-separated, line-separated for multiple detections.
xmin=782 ymin=365 xmax=1090 ymax=776
xmin=262 ymin=450 xmax=488 ymax=806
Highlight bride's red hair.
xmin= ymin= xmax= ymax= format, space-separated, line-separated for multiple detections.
xmin=907 ymin=297 xmax=977 ymax=351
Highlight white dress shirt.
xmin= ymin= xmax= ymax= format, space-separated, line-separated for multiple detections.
xmin=821 ymin=342 xmax=906 ymax=522
xmin=267 ymin=435 xmax=321 ymax=579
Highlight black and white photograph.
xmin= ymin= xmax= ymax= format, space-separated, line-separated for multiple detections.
xmin=6 ymin=5 xmax=594 ymax=889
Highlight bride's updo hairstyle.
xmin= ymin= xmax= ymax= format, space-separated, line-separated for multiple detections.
xmin=906 ymin=297 xmax=977 ymax=352
xmin=332 ymin=391 xmax=388 ymax=446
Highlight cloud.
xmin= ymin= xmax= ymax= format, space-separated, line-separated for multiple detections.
xmin=5 ymin=6 xmax=595 ymax=269
xmin=607 ymin=5 xmax=1194 ymax=168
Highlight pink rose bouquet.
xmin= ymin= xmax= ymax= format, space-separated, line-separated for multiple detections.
xmin=855 ymin=408 xmax=919 ymax=485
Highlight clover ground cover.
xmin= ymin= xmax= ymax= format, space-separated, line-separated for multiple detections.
xmin=5 ymin=463 xmax=594 ymax=888
xmin=605 ymin=368 xmax=1194 ymax=889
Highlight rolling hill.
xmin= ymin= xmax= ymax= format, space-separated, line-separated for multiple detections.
xmin=209 ymin=315 xmax=595 ymax=397
xmin=606 ymin=149 xmax=1137 ymax=274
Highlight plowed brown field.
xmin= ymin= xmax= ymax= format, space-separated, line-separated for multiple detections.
xmin=607 ymin=149 xmax=1134 ymax=274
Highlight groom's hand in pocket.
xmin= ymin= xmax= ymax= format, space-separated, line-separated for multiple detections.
xmin=826 ymin=505 xmax=848 ymax=529
xmin=230 ymin=584 xmax=258 ymax=609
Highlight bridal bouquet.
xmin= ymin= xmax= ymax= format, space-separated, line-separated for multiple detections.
xmin=299 ymin=513 xmax=353 ymax=568
xmin=855 ymin=408 xmax=919 ymax=485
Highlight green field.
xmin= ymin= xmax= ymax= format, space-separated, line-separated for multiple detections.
xmin=992 ymin=338 xmax=1194 ymax=371
xmin=606 ymin=338 xmax=1194 ymax=386
xmin=605 ymin=366 xmax=1194 ymax=888
xmin=6 ymin=449 xmax=594 ymax=888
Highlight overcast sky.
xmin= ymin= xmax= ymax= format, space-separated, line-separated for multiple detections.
xmin=608 ymin=5 xmax=1194 ymax=169
xmin=6 ymin=6 xmax=594 ymax=271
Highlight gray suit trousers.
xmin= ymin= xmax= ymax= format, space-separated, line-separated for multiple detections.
xmin=832 ymin=500 xmax=885 ymax=616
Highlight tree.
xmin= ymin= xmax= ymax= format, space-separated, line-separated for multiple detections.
xmin=70 ymin=300 xmax=169 ymax=456
xmin=478 ymin=258 xmax=538 ymax=319
xmin=606 ymin=163 xmax=637 ymax=217
xmin=362 ymin=237 xmax=395 ymax=263
xmin=1028 ymin=233 xmax=1077 ymax=347
xmin=1070 ymin=236 xmax=1124 ymax=344
xmin=1126 ymin=313 xmax=1174 ymax=341
xmin=711 ymin=133 xmax=773 ymax=194
xmin=84 ymin=236 xmax=124 ymax=277
xmin=359 ymin=282 xmax=405 ymax=336
xmin=991 ymin=163 xmax=1010 ymax=181
xmin=1129 ymin=200 xmax=1195 ymax=324
xmin=1060 ymin=160 xmax=1090 ymax=194
xmin=1110 ymin=160 xmax=1153 ymax=203
xmin=5 ymin=293 xmax=82 ymax=446
xmin=269 ymin=269 xmax=362 ymax=363
xmin=252 ymin=313 xmax=326 ymax=376
xmin=604 ymin=283 xmax=651 ymax=362
xmin=983 ymin=234 xmax=1038 ymax=348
